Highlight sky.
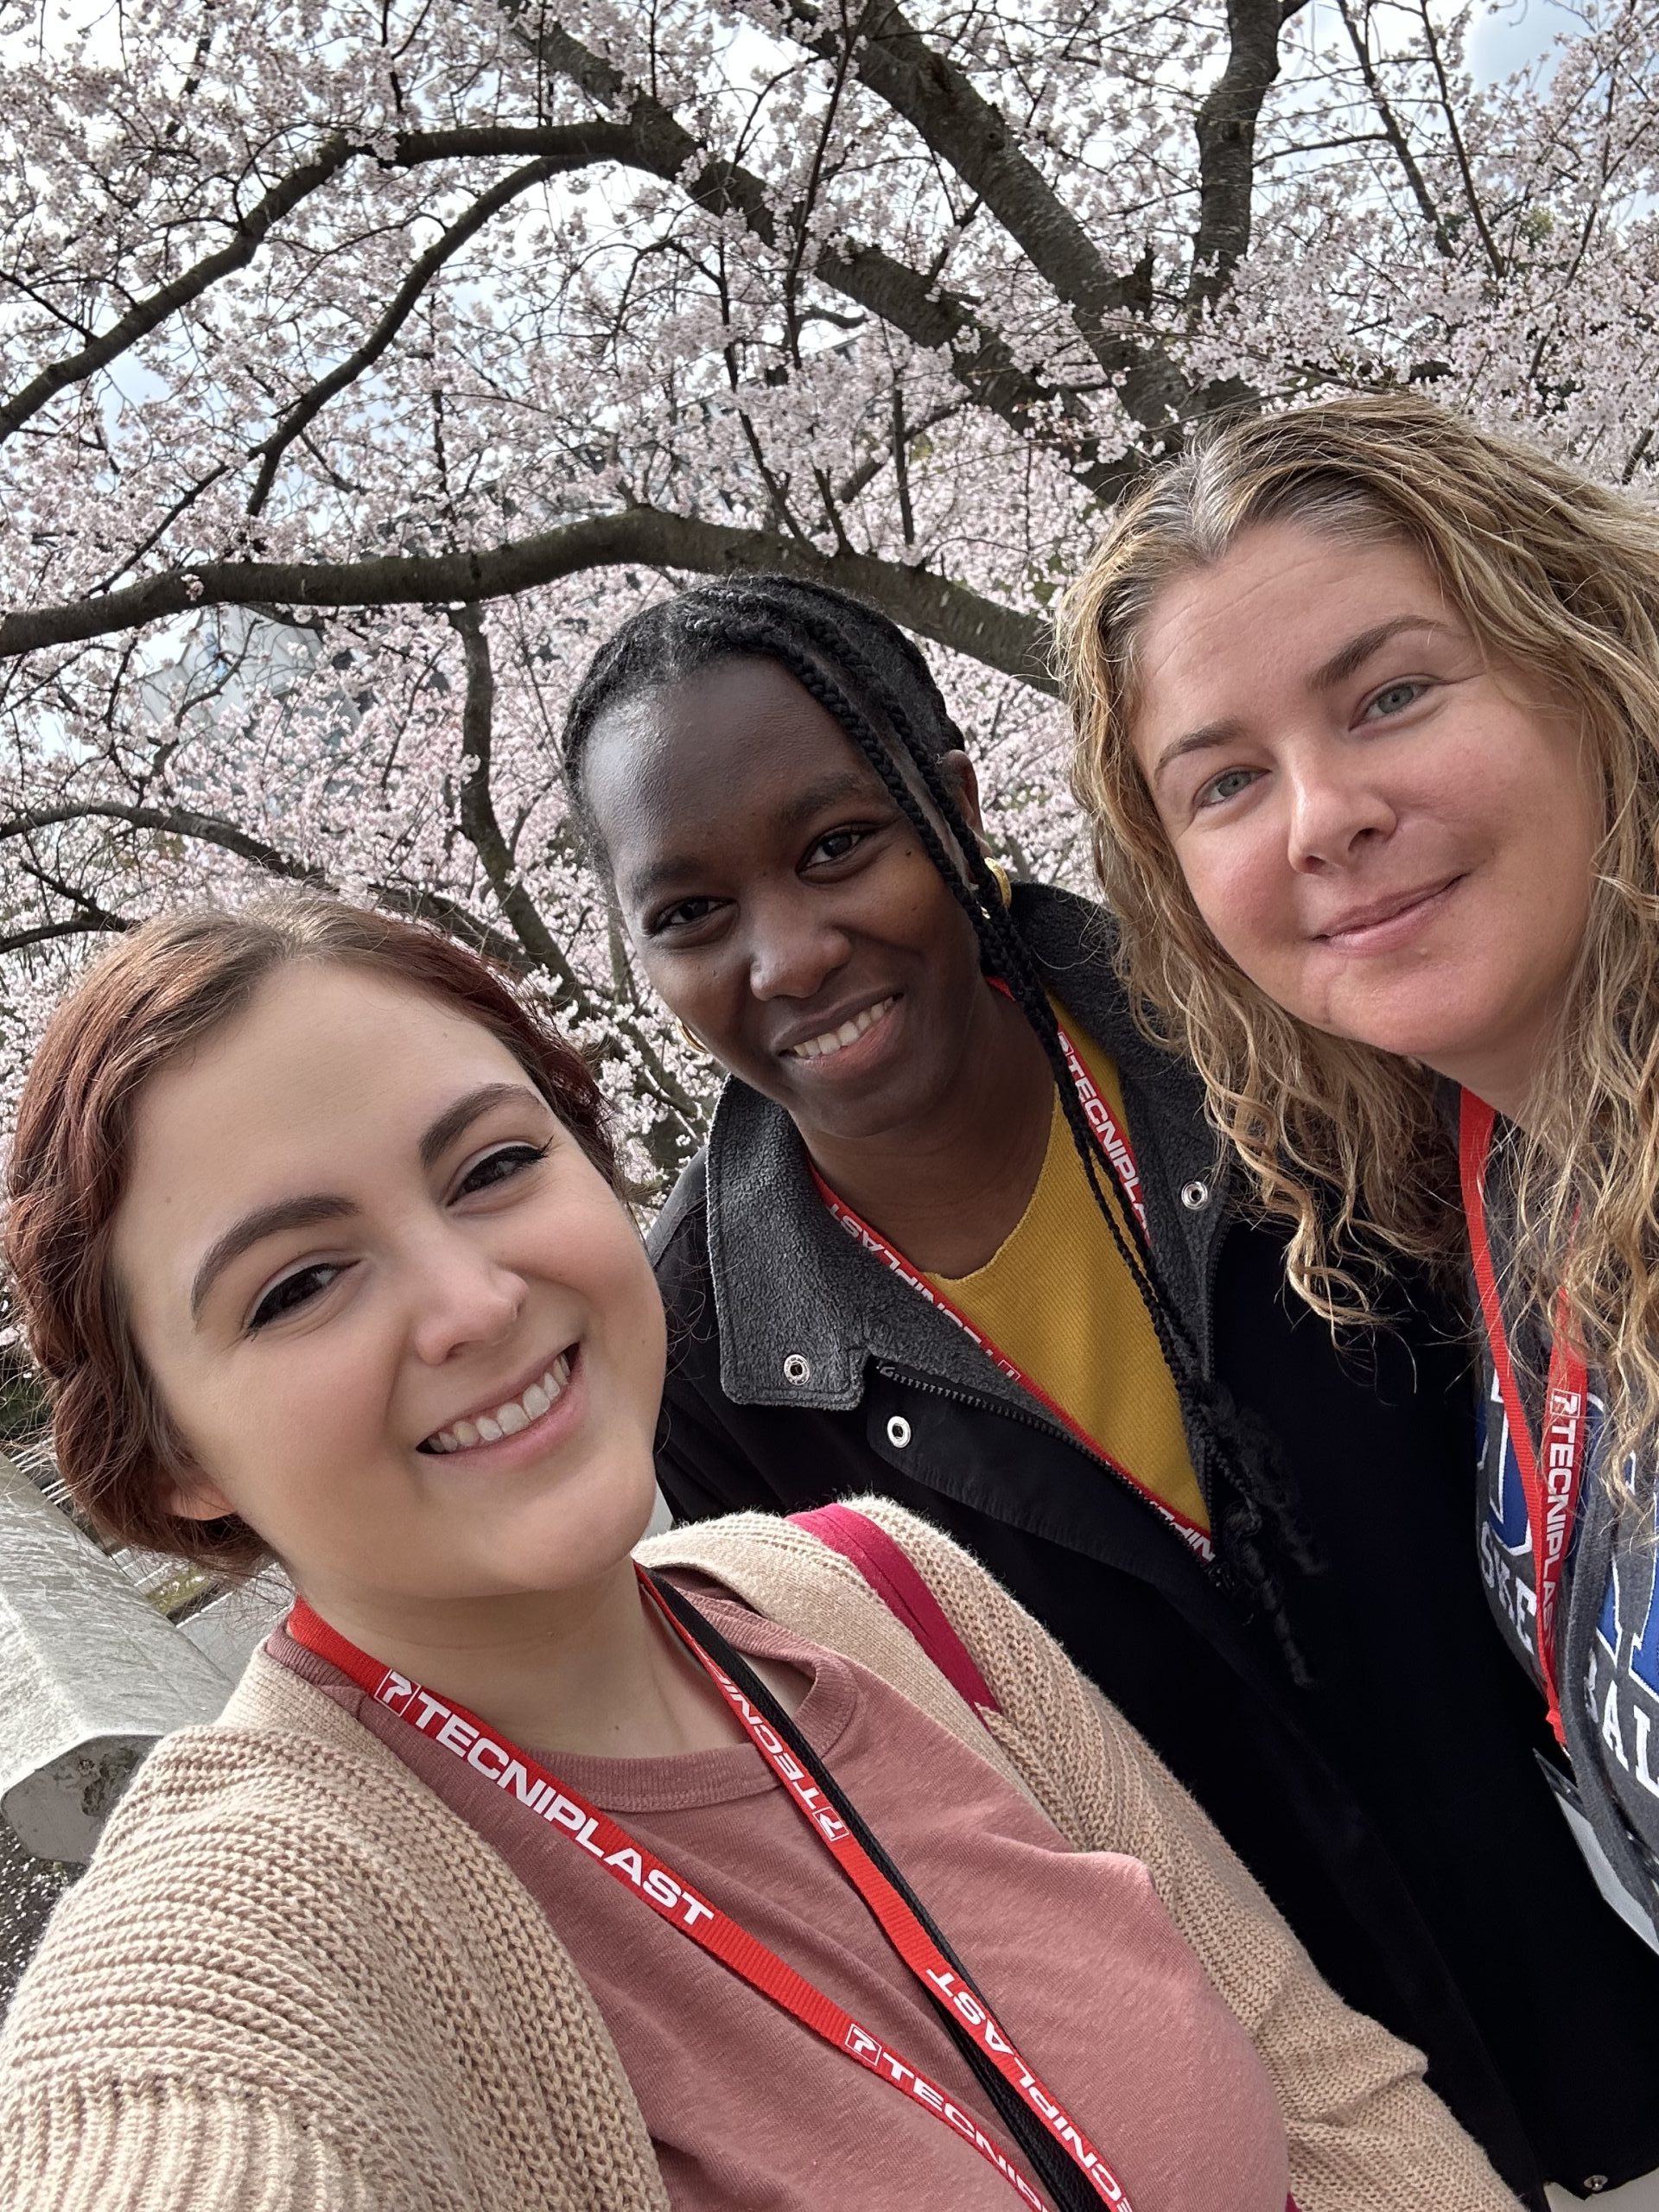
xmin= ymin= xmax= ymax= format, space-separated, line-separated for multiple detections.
xmin=1467 ymin=0 xmax=1574 ymax=81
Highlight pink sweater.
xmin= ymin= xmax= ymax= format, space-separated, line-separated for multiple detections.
xmin=271 ymin=1580 xmax=1288 ymax=2211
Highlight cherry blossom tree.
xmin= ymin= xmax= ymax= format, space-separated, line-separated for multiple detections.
xmin=1 ymin=0 xmax=1656 ymax=1181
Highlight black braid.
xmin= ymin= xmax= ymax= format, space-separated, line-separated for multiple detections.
xmin=562 ymin=575 xmax=1314 ymax=1673
xmin=727 ymin=599 xmax=1316 ymax=1666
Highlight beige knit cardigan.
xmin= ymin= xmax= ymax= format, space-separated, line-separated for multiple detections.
xmin=0 ymin=1501 xmax=1521 ymax=2212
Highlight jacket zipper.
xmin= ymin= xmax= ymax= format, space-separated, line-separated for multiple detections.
xmin=1194 ymin=1185 xmax=1229 ymax=1383
xmin=874 ymin=1362 xmax=1218 ymax=1576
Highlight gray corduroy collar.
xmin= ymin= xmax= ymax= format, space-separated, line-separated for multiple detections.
xmin=696 ymin=883 xmax=1216 ymax=1415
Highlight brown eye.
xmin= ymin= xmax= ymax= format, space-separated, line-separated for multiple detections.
xmin=455 ymin=1142 xmax=549 ymax=1198
xmin=807 ymin=827 xmax=867 ymax=864
xmin=250 ymin=1263 xmax=344 ymax=1332
xmin=649 ymin=896 xmax=723 ymax=935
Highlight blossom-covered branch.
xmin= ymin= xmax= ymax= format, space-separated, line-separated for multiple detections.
xmin=1 ymin=0 xmax=1655 ymax=1179
xmin=0 ymin=509 xmax=1053 ymax=687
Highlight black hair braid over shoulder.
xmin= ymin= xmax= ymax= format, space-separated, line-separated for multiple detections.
xmin=561 ymin=574 xmax=1314 ymax=1674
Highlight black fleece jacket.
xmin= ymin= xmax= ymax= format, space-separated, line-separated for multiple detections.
xmin=649 ymin=883 xmax=1659 ymax=2205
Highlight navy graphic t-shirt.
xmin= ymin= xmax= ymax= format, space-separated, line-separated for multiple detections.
xmin=1477 ymin=1357 xmax=1659 ymax=1885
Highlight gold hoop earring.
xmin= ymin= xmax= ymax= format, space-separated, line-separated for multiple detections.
xmin=675 ymin=1016 xmax=713 ymax=1058
xmin=983 ymin=855 xmax=1013 ymax=908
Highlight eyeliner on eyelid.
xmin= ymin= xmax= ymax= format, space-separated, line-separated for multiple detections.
xmin=241 ymin=1143 xmax=548 ymax=1332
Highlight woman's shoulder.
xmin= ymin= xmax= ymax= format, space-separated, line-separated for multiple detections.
xmin=1 ymin=1651 xmax=664 ymax=2210
xmin=3 ymin=1653 xmax=503 ymax=2044
xmin=640 ymin=1502 xmax=1152 ymax=1843
xmin=645 ymin=1145 xmax=709 ymax=1276
xmin=642 ymin=1495 xmax=1077 ymax=1688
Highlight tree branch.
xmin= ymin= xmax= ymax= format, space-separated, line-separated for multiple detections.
xmin=451 ymin=606 xmax=716 ymax=1132
xmin=478 ymin=44 xmax=1143 ymax=493
xmin=1335 ymin=0 xmax=1453 ymax=256
xmin=0 ymin=913 xmax=130 ymax=955
xmin=371 ymin=880 xmax=535 ymax=970
xmin=449 ymin=605 xmax=594 ymax=1007
xmin=1188 ymin=0 xmax=1289 ymax=308
xmin=762 ymin=0 xmax=1192 ymax=426
xmin=448 ymin=605 xmax=711 ymax=1138
xmin=11 ymin=847 xmax=134 ymax=938
xmin=0 ymin=137 xmax=358 ymax=446
xmin=0 ymin=798 xmax=531 ymax=969
xmin=0 ymin=116 xmax=637 ymax=456
xmin=248 ymin=152 xmax=577 ymax=517
xmin=2 ymin=76 xmax=1154 ymax=509
xmin=1414 ymin=0 xmax=1504 ymax=276
xmin=0 ymin=799 xmax=334 ymax=880
xmin=3 ymin=505 xmax=1056 ymax=691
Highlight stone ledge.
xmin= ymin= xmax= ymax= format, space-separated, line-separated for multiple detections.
xmin=0 ymin=1456 xmax=240 ymax=1861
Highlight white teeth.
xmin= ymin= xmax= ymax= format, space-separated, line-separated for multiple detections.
xmin=422 ymin=1355 xmax=574 ymax=1454
xmin=785 ymin=996 xmax=894 ymax=1062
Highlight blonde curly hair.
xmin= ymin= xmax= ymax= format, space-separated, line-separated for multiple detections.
xmin=1059 ymin=393 xmax=1659 ymax=1494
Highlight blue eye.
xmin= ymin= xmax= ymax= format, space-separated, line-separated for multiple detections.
xmin=1198 ymin=767 xmax=1257 ymax=808
xmin=1369 ymin=680 xmax=1425 ymax=718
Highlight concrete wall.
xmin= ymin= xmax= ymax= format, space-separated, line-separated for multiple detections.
xmin=0 ymin=1459 xmax=669 ymax=2005
xmin=0 ymin=1459 xmax=286 ymax=2005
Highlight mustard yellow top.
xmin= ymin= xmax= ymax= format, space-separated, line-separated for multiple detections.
xmin=926 ymin=1007 xmax=1208 ymax=1531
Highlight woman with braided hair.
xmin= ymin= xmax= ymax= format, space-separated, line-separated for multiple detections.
xmin=563 ymin=574 xmax=1641 ymax=2208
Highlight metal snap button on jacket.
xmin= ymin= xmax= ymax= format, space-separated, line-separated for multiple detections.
xmin=782 ymin=1352 xmax=812 ymax=1386
xmin=1180 ymin=1179 xmax=1211 ymax=1211
xmin=886 ymin=1414 xmax=912 ymax=1449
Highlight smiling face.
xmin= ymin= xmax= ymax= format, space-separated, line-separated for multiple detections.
xmin=1129 ymin=520 xmax=1604 ymax=1114
xmin=110 ymin=963 xmax=665 ymax=1620
xmin=582 ymin=654 xmax=993 ymax=1148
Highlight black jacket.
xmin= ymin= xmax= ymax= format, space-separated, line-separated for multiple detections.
xmin=650 ymin=884 xmax=1659 ymax=2205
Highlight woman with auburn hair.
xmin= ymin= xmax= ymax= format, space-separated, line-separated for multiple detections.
xmin=1060 ymin=393 xmax=1659 ymax=2209
xmin=0 ymin=896 xmax=1517 ymax=2212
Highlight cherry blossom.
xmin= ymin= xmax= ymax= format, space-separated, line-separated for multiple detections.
xmin=0 ymin=0 xmax=1654 ymax=1182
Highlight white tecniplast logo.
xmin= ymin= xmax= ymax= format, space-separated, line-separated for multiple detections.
xmin=374 ymin=1669 xmax=417 ymax=1714
xmin=840 ymin=2023 xmax=1046 ymax=2208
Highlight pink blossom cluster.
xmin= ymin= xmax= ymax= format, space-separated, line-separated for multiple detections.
xmin=0 ymin=0 xmax=1652 ymax=1183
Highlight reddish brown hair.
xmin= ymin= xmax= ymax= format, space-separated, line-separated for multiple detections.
xmin=5 ymin=899 xmax=615 ymax=1574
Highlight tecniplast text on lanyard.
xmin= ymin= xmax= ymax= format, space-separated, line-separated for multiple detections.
xmin=1459 ymin=1089 xmax=1590 ymax=1748
xmin=812 ymin=997 xmax=1211 ymax=1566
xmin=285 ymin=1574 xmax=1139 ymax=2211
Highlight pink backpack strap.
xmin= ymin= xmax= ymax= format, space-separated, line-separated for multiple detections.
xmin=789 ymin=1503 xmax=1001 ymax=1720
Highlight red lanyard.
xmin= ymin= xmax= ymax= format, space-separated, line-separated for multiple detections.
xmin=812 ymin=1004 xmax=1211 ymax=1564
xmin=285 ymin=1573 xmax=1138 ymax=2210
xmin=1049 ymin=1014 xmax=1148 ymax=1239
xmin=1459 ymin=1090 xmax=1590 ymax=1747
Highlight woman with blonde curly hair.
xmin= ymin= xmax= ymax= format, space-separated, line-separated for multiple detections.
xmin=1060 ymin=393 xmax=1659 ymax=2207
